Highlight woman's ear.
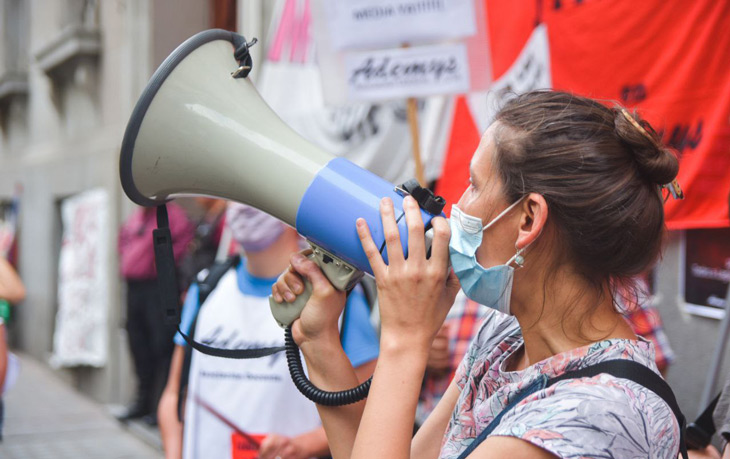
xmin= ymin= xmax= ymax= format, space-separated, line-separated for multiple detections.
xmin=516 ymin=193 xmax=548 ymax=249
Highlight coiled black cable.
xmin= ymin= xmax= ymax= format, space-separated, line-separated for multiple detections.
xmin=285 ymin=327 xmax=372 ymax=406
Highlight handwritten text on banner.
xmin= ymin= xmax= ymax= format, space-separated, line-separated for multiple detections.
xmin=344 ymin=43 xmax=470 ymax=101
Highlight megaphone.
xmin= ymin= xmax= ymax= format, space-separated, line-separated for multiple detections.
xmin=120 ymin=28 xmax=448 ymax=407
xmin=120 ymin=29 xmax=445 ymax=326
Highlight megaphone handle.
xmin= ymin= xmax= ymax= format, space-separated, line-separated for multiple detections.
xmin=269 ymin=242 xmax=364 ymax=329
xmin=269 ymin=242 xmax=372 ymax=407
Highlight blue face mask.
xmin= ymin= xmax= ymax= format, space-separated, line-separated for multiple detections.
xmin=448 ymin=200 xmax=526 ymax=315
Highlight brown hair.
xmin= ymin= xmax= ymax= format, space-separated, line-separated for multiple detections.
xmin=493 ymin=90 xmax=678 ymax=293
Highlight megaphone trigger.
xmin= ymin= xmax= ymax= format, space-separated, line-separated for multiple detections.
xmin=269 ymin=242 xmax=364 ymax=329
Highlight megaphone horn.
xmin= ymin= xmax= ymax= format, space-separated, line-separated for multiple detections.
xmin=120 ymin=28 xmax=444 ymax=278
xmin=120 ymin=28 xmax=448 ymax=407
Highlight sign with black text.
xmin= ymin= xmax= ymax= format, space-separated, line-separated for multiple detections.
xmin=344 ymin=43 xmax=470 ymax=100
xmin=683 ymin=228 xmax=730 ymax=319
xmin=312 ymin=0 xmax=489 ymax=104
xmin=322 ymin=0 xmax=476 ymax=50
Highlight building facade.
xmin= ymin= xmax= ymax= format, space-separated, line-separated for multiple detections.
xmin=0 ymin=0 xmax=229 ymax=403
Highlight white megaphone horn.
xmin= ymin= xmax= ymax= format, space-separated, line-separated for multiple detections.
xmin=119 ymin=30 xmax=445 ymax=329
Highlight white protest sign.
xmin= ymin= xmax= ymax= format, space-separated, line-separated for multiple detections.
xmin=51 ymin=188 xmax=110 ymax=368
xmin=467 ymin=24 xmax=552 ymax=133
xmin=258 ymin=0 xmax=454 ymax=185
xmin=344 ymin=43 xmax=470 ymax=101
xmin=322 ymin=0 xmax=476 ymax=50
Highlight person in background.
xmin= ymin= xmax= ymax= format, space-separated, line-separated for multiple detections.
xmin=157 ymin=203 xmax=379 ymax=459
xmin=617 ymin=277 xmax=676 ymax=375
xmin=417 ymin=292 xmax=487 ymax=427
xmin=117 ymin=204 xmax=194 ymax=423
xmin=177 ymin=198 xmax=227 ymax=294
xmin=0 ymin=256 xmax=25 ymax=441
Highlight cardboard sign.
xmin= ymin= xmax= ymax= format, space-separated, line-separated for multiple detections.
xmin=312 ymin=0 xmax=490 ymax=104
xmin=322 ymin=0 xmax=476 ymax=50
xmin=343 ymin=43 xmax=470 ymax=100
xmin=51 ymin=188 xmax=110 ymax=367
xmin=231 ymin=432 xmax=266 ymax=459
xmin=435 ymin=25 xmax=551 ymax=216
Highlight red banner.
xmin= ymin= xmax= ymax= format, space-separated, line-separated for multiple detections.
xmin=437 ymin=0 xmax=730 ymax=229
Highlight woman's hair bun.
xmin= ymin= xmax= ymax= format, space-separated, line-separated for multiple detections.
xmin=613 ymin=108 xmax=679 ymax=186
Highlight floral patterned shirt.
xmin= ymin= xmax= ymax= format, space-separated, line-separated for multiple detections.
xmin=440 ymin=311 xmax=679 ymax=458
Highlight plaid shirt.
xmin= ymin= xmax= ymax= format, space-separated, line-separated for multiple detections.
xmin=416 ymin=291 xmax=488 ymax=425
xmin=618 ymin=285 xmax=676 ymax=373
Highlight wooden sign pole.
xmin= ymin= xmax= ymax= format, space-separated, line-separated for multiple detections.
xmin=406 ymin=97 xmax=426 ymax=187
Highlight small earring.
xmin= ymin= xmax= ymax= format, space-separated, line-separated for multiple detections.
xmin=514 ymin=247 xmax=525 ymax=268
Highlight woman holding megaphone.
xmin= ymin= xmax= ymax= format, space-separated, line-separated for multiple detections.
xmin=272 ymin=90 xmax=685 ymax=459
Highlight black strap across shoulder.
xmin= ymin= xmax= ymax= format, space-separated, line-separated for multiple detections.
xmin=548 ymin=359 xmax=684 ymax=426
xmin=548 ymin=359 xmax=687 ymax=459
xmin=196 ymin=254 xmax=241 ymax=305
xmin=457 ymin=359 xmax=688 ymax=459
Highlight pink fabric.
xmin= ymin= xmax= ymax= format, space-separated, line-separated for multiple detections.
xmin=118 ymin=204 xmax=194 ymax=280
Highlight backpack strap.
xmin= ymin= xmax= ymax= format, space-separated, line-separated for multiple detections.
xmin=196 ymin=254 xmax=240 ymax=305
xmin=175 ymin=254 xmax=285 ymax=359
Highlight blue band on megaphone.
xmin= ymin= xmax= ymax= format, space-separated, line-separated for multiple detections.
xmin=296 ymin=157 xmax=437 ymax=275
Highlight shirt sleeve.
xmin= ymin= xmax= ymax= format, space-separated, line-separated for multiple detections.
xmin=173 ymin=283 xmax=202 ymax=346
xmin=341 ymin=286 xmax=379 ymax=368
xmin=490 ymin=376 xmax=680 ymax=458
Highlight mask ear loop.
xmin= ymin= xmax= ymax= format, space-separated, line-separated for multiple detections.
xmin=482 ymin=197 xmax=526 ymax=232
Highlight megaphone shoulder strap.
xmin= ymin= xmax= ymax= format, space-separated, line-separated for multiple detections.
xmin=154 ymin=205 xmax=286 ymax=359
xmin=176 ymin=326 xmax=285 ymax=359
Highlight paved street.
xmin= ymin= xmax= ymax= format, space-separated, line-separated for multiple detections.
xmin=0 ymin=353 xmax=163 ymax=459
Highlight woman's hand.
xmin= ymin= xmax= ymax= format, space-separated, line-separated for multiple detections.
xmin=357 ymin=196 xmax=461 ymax=351
xmin=271 ymin=251 xmax=346 ymax=347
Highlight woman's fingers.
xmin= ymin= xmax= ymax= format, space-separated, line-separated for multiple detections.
xmin=428 ymin=216 xmax=451 ymax=272
xmin=357 ymin=217 xmax=386 ymax=277
xmin=403 ymin=195 xmax=426 ymax=264
xmin=289 ymin=252 xmax=337 ymax=300
xmin=272 ymin=273 xmax=292 ymax=303
xmin=283 ymin=269 xmax=304 ymax=296
xmin=380 ymin=197 xmax=405 ymax=266
xmin=271 ymin=282 xmax=284 ymax=303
